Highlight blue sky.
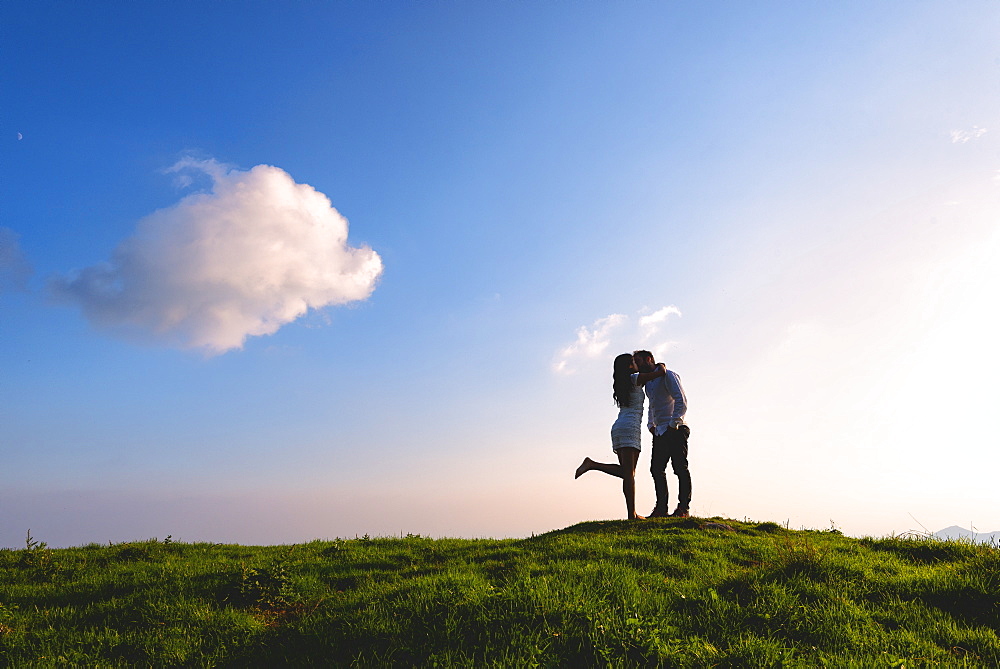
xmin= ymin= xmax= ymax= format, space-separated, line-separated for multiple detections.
xmin=3 ymin=1 xmax=999 ymax=547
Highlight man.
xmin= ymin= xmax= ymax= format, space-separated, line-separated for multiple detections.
xmin=633 ymin=350 xmax=691 ymax=518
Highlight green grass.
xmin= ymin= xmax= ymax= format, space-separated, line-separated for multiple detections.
xmin=1 ymin=519 xmax=998 ymax=667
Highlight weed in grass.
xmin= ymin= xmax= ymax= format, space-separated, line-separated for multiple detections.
xmin=755 ymin=521 xmax=786 ymax=534
xmin=16 ymin=530 xmax=63 ymax=582
xmin=772 ymin=534 xmax=833 ymax=580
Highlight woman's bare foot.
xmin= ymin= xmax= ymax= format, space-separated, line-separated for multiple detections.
xmin=575 ymin=458 xmax=594 ymax=479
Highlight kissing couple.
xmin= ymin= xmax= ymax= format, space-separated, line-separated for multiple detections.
xmin=575 ymin=350 xmax=691 ymax=520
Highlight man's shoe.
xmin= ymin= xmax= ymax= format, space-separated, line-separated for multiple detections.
xmin=647 ymin=509 xmax=669 ymax=518
xmin=669 ymin=508 xmax=690 ymax=518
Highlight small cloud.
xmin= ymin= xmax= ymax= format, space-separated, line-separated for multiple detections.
xmin=552 ymin=314 xmax=627 ymax=374
xmin=638 ymin=305 xmax=682 ymax=339
xmin=950 ymin=126 xmax=987 ymax=144
xmin=553 ymin=305 xmax=681 ymax=374
xmin=51 ymin=158 xmax=383 ymax=354
xmin=0 ymin=227 xmax=33 ymax=292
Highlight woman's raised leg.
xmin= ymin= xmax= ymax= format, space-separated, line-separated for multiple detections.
xmin=575 ymin=448 xmax=643 ymax=520
xmin=575 ymin=457 xmax=624 ymax=479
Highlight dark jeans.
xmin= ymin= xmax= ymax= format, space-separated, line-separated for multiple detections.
xmin=650 ymin=425 xmax=691 ymax=513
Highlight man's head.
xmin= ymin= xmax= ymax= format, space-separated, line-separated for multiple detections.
xmin=632 ymin=350 xmax=655 ymax=372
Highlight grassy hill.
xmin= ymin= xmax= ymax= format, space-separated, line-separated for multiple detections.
xmin=1 ymin=518 xmax=998 ymax=667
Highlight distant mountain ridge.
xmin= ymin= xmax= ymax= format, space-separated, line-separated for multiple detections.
xmin=934 ymin=525 xmax=1000 ymax=545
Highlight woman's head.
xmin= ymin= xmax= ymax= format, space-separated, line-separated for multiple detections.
xmin=613 ymin=353 xmax=637 ymax=408
xmin=614 ymin=353 xmax=636 ymax=376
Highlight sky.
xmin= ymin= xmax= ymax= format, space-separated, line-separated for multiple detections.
xmin=2 ymin=1 xmax=999 ymax=548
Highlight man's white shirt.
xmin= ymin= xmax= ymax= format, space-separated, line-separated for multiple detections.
xmin=643 ymin=370 xmax=687 ymax=436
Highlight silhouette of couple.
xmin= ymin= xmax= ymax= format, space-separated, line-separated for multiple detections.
xmin=575 ymin=350 xmax=691 ymax=520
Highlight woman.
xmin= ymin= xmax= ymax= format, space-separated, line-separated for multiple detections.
xmin=575 ymin=353 xmax=666 ymax=519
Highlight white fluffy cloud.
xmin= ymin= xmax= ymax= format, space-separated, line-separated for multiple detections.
xmin=552 ymin=314 xmax=626 ymax=374
xmin=552 ymin=306 xmax=681 ymax=374
xmin=638 ymin=305 xmax=682 ymax=338
xmin=52 ymin=159 xmax=383 ymax=354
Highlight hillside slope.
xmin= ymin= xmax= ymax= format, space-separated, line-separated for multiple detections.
xmin=2 ymin=518 xmax=998 ymax=666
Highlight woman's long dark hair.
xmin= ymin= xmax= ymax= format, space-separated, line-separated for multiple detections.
xmin=612 ymin=353 xmax=635 ymax=408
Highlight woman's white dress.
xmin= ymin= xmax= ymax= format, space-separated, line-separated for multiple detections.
xmin=610 ymin=372 xmax=645 ymax=452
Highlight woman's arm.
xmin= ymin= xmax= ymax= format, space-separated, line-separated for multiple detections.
xmin=635 ymin=363 xmax=666 ymax=385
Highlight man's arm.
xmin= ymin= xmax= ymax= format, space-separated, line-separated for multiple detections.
xmin=635 ymin=362 xmax=666 ymax=385
xmin=665 ymin=371 xmax=687 ymax=426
